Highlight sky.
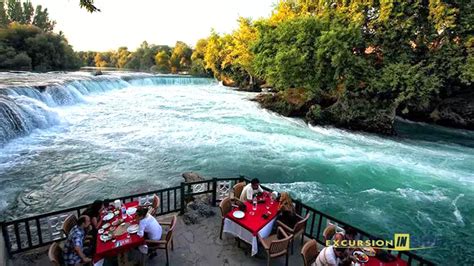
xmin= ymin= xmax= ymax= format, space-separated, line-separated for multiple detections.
xmin=33 ymin=0 xmax=277 ymax=51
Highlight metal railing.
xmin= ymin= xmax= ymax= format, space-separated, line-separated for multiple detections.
xmin=0 ymin=176 xmax=434 ymax=265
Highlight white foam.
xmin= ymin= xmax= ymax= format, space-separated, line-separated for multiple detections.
xmin=452 ymin=194 xmax=465 ymax=225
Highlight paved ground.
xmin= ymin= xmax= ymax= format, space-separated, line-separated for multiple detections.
xmin=10 ymin=208 xmax=305 ymax=266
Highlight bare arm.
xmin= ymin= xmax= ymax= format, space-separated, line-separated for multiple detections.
xmin=74 ymin=246 xmax=91 ymax=263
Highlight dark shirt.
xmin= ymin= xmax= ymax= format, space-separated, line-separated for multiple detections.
xmin=278 ymin=208 xmax=298 ymax=229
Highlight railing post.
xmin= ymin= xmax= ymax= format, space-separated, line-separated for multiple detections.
xmin=294 ymin=199 xmax=303 ymax=215
xmin=1 ymin=222 xmax=11 ymax=260
xmin=180 ymin=182 xmax=186 ymax=215
xmin=211 ymin=178 xmax=217 ymax=206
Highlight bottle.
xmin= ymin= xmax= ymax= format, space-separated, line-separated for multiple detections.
xmin=252 ymin=195 xmax=257 ymax=212
xmin=121 ymin=205 xmax=127 ymax=219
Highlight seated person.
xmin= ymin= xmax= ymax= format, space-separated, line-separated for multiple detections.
xmin=240 ymin=178 xmax=263 ymax=202
xmin=81 ymin=199 xmax=104 ymax=230
xmin=135 ymin=207 xmax=163 ymax=254
xmin=313 ymin=245 xmax=346 ymax=266
xmin=278 ymin=192 xmax=298 ymax=228
xmin=63 ymin=215 xmax=92 ymax=265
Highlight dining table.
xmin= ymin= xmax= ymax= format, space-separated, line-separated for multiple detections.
xmin=364 ymin=256 xmax=408 ymax=266
xmin=223 ymin=192 xmax=280 ymax=256
xmin=93 ymin=201 xmax=144 ymax=265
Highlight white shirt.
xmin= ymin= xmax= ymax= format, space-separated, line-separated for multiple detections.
xmin=240 ymin=183 xmax=263 ymax=201
xmin=138 ymin=214 xmax=162 ymax=241
xmin=314 ymin=246 xmax=340 ymax=266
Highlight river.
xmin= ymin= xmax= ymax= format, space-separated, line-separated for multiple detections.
xmin=0 ymin=72 xmax=472 ymax=264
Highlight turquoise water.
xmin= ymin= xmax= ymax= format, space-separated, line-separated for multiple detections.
xmin=0 ymin=76 xmax=472 ymax=264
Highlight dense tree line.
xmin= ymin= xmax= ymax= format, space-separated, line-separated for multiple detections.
xmin=78 ymin=40 xmax=210 ymax=76
xmin=193 ymin=0 xmax=473 ymax=133
xmin=0 ymin=0 xmax=80 ymax=71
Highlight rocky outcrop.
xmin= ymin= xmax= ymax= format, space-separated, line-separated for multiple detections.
xmin=306 ymin=96 xmax=398 ymax=135
xmin=253 ymin=88 xmax=314 ymax=117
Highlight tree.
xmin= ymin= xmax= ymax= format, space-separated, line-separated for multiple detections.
xmin=170 ymin=41 xmax=192 ymax=73
xmin=154 ymin=50 xmax=170 ymax=73
xmin=0 ymin=1 xmax=9 ymax=27
xmin=32 ymin=5 xmax=55 ymax=32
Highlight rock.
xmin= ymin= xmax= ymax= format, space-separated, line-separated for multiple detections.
xmin=92 ymin=70 xmax=103 ymax=76
xmin=183 ymin=212 xmax=200 ymax=225
xmin=254 ymin=88 xmax=314 ymax=117
xmin=430 ymin=92 xmax=474 ymax=130
xmin=183 ymin=200 xmax=216 ymax=225
xmin=182 ymin=172 xmax=205 ymax=183
xmin=306 ymin=96 xmax=397 ymax=135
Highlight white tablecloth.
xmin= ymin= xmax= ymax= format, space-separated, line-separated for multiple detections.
xmin=223 ymin=216 xmax=277 ymax=256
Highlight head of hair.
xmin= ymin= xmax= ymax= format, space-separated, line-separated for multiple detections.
xmin=136 ymin=207 xmax=148 ymax=218
xmin=88 ymin=200 xmax=104 ymax=216
xmin=345 ymin=226 xmax=357 ymax=237
xmin=279 ymin=192 xmax=294 ymax=210
xmin=250 ymin=178 xmax=260 ymax=185
xmin=78 ymin=215 xmax=89 ymax=226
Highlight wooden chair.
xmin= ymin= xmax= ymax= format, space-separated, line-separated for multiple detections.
xmin=48 ymin=242 xmax=63 ymax=266
xmin=258 ymin=226 xmax=293 ymax=266
xmin=232 ymin=182 xmax=245 ymax=200
xmin=277 ymin=213 xmax=310 ymax=254
xmin=148 ymin=194 xmax=161 ymax=216
xmin=146 ymin=215 xmax=177 ymax=266
xmin=322 ymin=224 xmax=336 ymax=241
xmin=218 ymin=197 xmax=232 ymax=239
xmin=301 ymin=239 xmax=319 ymax=266
xmin=61 ymin=214 xmax=77 ymax=236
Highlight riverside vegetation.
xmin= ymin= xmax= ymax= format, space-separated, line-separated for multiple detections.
xmin=1 ymin=0 xmax=473 ymax=134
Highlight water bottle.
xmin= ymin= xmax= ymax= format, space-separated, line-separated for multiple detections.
xmin=121 ymin=206 xmax=127 ymax=219
xmin=252 ymin=196 xmax=257 ymax=212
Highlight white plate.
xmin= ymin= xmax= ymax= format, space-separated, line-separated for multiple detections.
xmin=233 ymin=211 xmax=245 ymax=219
xmin=127 ymin=224 xmax=139 ymax=234
xmin=101 ymin=223 xmax=110 ymax=229
xmin=98 ymin=229 xmax=104 ymax=234
xmin=103 ymin=212 xmax=115 ymax=221
xmin=100 ymin=234 xmax=111 ymax=242
xmin=126 ymin=207 xmax=137 ymax=216
xmin=353 ymin=251 xmax=369 ymax=263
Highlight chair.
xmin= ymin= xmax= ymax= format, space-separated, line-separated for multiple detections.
xmin=232 ymin=182 xmax=245 ymax=200
xmin=61 ymin=214 xmax=77 ymax=236
xmin=146 ymin=215 xmax=177 ymax=266
xmin=258 ymin=226 xmax=293 ymax=266
xmin=48 ymin=242 xmax=63 ymax=266
xmin=148 ymin=194 xmax=161 ymax=216
xmin=322 ymin=225 xmax=336 ymax=241
xmin=301 ymin=239 xmax=319 ymax=266
xmin=277 ymin=213 xmax=310 ymax=254
xmin=218 ymin=197 xmax=232 ymax=239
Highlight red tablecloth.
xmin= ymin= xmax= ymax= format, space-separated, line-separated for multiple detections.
xmin=365 ymin=256 xmax=408 ymax=266
xmin=93 ymin=201 xmax=144 ymax=263
xmin=226 ymin=193 xmax=280 ymax=236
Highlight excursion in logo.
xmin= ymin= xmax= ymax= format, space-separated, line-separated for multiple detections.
xmin=325 ymin=234 xmax=433 ymax=251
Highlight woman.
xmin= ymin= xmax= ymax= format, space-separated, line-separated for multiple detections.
xmin=278 ymin=192 xmax=298 ymax=228
xmin=82 ymin=200 xmax=104 ymax=230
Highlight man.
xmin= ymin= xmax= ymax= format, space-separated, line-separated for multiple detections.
xmin=314 ymin=234 xmax=350 ymax=266
xmin=240 ymin=178 xmax=263 ymax=202
xmin=63 ymin=215 xmax=92 ymax=266
xmin=136 ymin=207 xmax=163 ymax=255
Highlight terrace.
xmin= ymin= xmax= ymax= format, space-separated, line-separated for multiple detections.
xmin=1 ymin=177 xmax=434 ymax=265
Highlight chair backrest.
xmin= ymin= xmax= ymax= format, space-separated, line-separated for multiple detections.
xmin=219 ymin=197 xmax=232 ymax=218
xmin=269 ymin=227 xmax=292 ymax=257
xmin=61 ymin=214 xmax=77 ymax=236
xmin=301 ymin=239 xmax=318 ymax=266
xmin=152 ymin=194 xmax=161 ymax=209
xmin=233 ymin=182 xmax=245 ymax=199
xmin=322 ymin=225 xmax=336 ymax=241
xmin=165 ymin=215 xmax=177 ymax=242
xmin=48 ymin=242 xmax=62 ymax=266
xmin=294 ymin=213 xmax=310 ymax=233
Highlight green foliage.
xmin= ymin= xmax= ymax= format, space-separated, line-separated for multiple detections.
xmin=154 ymin=50 xmax=170 ymax=73
xmin=170 ymin=41 xmax=192 ymax=73
xmin=0 ymin=23 xmax=80 ymax=71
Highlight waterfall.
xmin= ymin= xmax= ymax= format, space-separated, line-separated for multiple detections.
xmin=0 ymin=73 xmax=215 ymax=145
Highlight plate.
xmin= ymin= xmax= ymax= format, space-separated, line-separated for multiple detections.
xmin=103 ymin=212 xmax=115 ymax=221
xmin=126 ymin=207 xmax=137 ymax=216
xmin=98 ymin=229 xmax=104 ymax=234
xmin=101 ymin=223 xmax=110 ymax=229
xmin=353 ymin=251 xmax=369 ymax=263
xmin=233 ymin=210 xmax=245 ymax=219
xmin=127 ymin=224 xmax=139 ymax=234
xmin=100 ymin=234 xmax=112 ymax=242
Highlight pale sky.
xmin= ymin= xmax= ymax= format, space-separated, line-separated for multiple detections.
xmin=33 ymin=0 xmax=277 ymax=51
